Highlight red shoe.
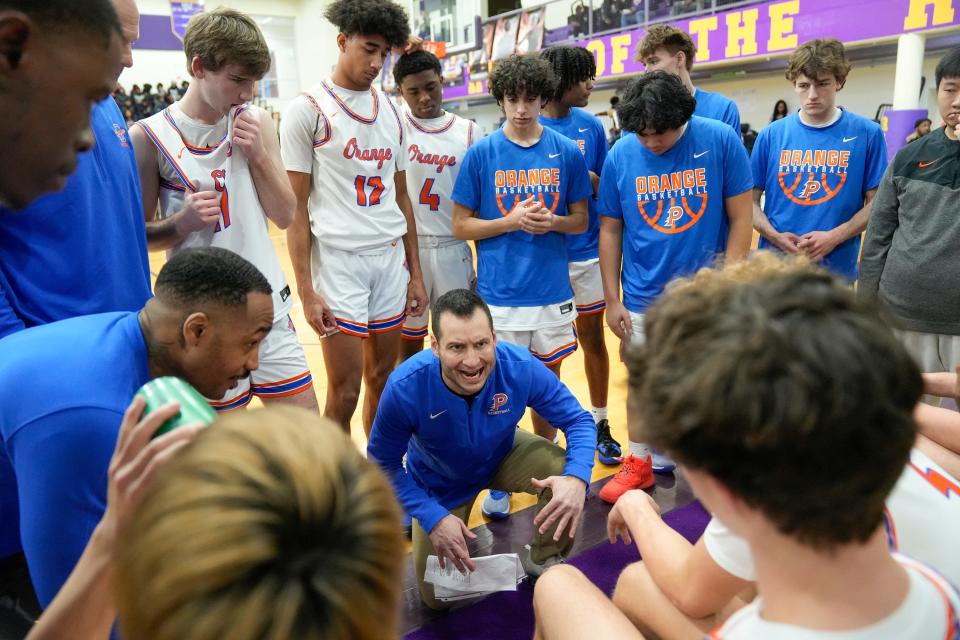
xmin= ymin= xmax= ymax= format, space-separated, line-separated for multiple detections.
xmin=599 ymin=455 xmax=654 ymax=504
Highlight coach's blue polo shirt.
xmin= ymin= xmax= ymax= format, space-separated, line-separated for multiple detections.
xmin=368 ymin=341 xmax=596 ymax=532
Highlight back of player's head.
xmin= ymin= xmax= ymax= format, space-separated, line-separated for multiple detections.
xmin=488 ymin=53 xmax=558 ymax=105
xmin=432 ymin=289 xmax=494 ymax=340
xmin=785 ymin=38 xmax=851 ymax=85
xmin=617 ymin=71 xmax=695 ymax=133
xmin=0 ymin=0 xmax=120 ymax=48
xmin=638 ymin=25 xmax=696 ymax=71
xmin=629 ymin=253 xmax=921 ymax=551
xmin=183 ymin=7 xmax=271 ymax=79
xmin=324 ymin=0 xmax=410 ymax=49
xmin=394 ymin=50 xmax=442 ymax=87
xmin=154 ymin=247 xmax=272 ymax=310
xmin=116 ymin=406 xmax=405 ymax=640
xmin=540 ymin=46 xmax=596 ymax=102
xmin=936 ymin=47 xmax=960 ymax=88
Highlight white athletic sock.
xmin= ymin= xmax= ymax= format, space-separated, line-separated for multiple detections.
xmin=629 ymin=441 xmax=650 ymax=459
xmin=590 ymin=406 xmax=608 ymax=422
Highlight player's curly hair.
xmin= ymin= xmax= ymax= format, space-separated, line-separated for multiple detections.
xmin=324 ymin=0 xmax=410 ymax=48
xmin=785 ymin=38 xmax=852 ymax=85
xmin=488 ymin=53 xmax=558 ymax=104
xmin=617 ymin=71 xmax=695 ymax=133
xmin=540 ymin=46 xmax=596 ymax=103
xmin=393 ymin=50 xmax=442 ymax=87
xmin=628 ymin=253 xmax=920 ymax=551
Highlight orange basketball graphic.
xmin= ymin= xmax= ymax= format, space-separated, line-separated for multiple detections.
xmin=636 ymin=193 xmax=708 ymax=234
xmin=778 ymin=170 xmax=847 ymax=205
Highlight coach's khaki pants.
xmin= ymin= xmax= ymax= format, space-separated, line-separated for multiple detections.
xmin=412 ymin=428 xmax=573 ymax=610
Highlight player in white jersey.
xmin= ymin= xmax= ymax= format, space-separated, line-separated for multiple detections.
xmin=393 ymin=50 xmax=480 ymax=362
xmin=532 ymin=256 xmax=960 ymax=640
xmin=131 ymin=8 xmax=317 ymax=412
xmin=280 ymin=0 xmax=427 ymax=435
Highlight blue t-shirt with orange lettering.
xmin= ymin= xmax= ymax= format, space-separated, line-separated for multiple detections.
xmin=598 ymin=116 xmax=752 ymax=312
xmin=453 ymin=126 xmax=592 ymax=307
xmin=539 ymin=107 xmax=608 ymax=261
xmin=751 ymin=109 xmax=887 ymax=280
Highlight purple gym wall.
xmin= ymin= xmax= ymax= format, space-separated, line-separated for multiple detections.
xmin=443 ymin=0 xmax=960 ymax=98
xmin=884 ymin=108 xmax=929 ymax=160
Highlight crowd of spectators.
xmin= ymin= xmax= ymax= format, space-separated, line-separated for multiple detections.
xmin=112 ymin=80 xmax=190 ymax=126
xmin=568 ymin=0 xmax=744 ymax=36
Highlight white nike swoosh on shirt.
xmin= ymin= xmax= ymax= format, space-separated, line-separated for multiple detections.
xmin=578 ymin=127 xmax=590 ymax=132
xmin=843 ymin=136 xmax=857 ymax=142
xmin=549 ymin=153 xmax=561 ymax=158
xmin=430 ymin=410 xmax=447 ymax=419
xmin=694 ymin=151 xmax=709 ymax=158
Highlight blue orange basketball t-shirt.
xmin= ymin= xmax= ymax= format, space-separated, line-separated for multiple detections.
xmin=539 ymin=107 xmax=608 ymax=261
xmin=694 ymin=87 xmax=741 ymax=133
xmin=751 ymin=109 xmax=887 ymax=280
xmin=453 ymin=126 xmax=592 ymax=307
xmin=598 ymin=116 xmax=752 ymax=313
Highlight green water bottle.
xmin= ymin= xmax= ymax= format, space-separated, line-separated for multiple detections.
xmin=135 ymin=377 xmax=217 ymax=438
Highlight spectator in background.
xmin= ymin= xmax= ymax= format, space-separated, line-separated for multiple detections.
xmin=771 ymin=98 xmax=789 ymax=121
xmin=568 ymin=3 xmax=587 ymax=36
xmin=596 ymin=95 xmax=622 ymax=146
xmin=906 ymin=117 xmax=932 ymax=143
xmin=620 ymin=0 xmax=643 ymax=27
xmin=740 ymin=122 xmax=758 ymax=155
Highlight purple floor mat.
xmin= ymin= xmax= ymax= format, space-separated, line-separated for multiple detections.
xmin=405 ymin=500 xmax=710 ymax=640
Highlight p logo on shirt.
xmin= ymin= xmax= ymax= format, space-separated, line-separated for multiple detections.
xmin=489 ymin=393 xmax=509 ymax=415
xmin=633 ymin=169 xmax=709 ymax=234
xmin=777 ymin=149 xmax=849 ymax=206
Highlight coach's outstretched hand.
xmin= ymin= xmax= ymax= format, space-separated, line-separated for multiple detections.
xmin=429 ymin=514 xmax=478 ymax=573
xmin=531 ymin=475 xmax=587 ymax=541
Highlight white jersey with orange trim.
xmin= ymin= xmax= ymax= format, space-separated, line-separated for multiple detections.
xmin=702 ymin=448 xmax=960 ymax=586
xmin=135 ymin=102 xmax=291 ymax=320
xmin=403 ymin=110 xmax=479 ymax=238
xmin=711 ymin=553 xmax=960 ymax=640
xmin=280 ymin=79 xmax=408 ymax=252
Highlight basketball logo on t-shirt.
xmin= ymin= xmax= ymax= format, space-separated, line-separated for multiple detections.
xmin=494 ymin=168 xmax=562 ymax=216
xmin=778 ymin=149 xmax=849 ymax=205
xmin=633 ymin=168 xmax=709 ymax=234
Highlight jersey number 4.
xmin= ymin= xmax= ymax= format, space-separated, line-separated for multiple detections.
xmin=354 ymin=176 xmax=385 ymax=207
xmin=419 ymin=179 xmax=440 ymax=211
xmin=211 ymin=169 xmax=231 ymax=231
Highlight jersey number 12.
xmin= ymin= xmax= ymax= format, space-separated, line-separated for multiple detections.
xmin=354 ymin=176 xmax=385 ymax=207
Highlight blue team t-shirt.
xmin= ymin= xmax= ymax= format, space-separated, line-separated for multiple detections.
xmin=368 ymin=341 xmax=596 ymax=533
xmin=598 ymin=116 xmax=753 ymax=312
xmin=539 ymin=107 xmax=608 ymax=261
xmin=0 ymin=98 xmax=151 ymax=340
xmin=694 ymin=87 xmax=741 ymax=133
xmin=0 ymin=312 xmax=150 ymax=605
xmin=751 ymin=109 xmax=887 ymax=280
xmin=453 ymin=126 xmax=592 ymax=307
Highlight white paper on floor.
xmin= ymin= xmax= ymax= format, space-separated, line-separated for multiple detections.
xmin=424 ymin=553 xmax=525 ymax=602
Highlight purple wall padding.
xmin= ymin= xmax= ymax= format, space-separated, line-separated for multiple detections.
xmin=133 ymin=15 xmax=184 ymax=51
xmin=884 ymin=108 xmax=929 ymax=161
